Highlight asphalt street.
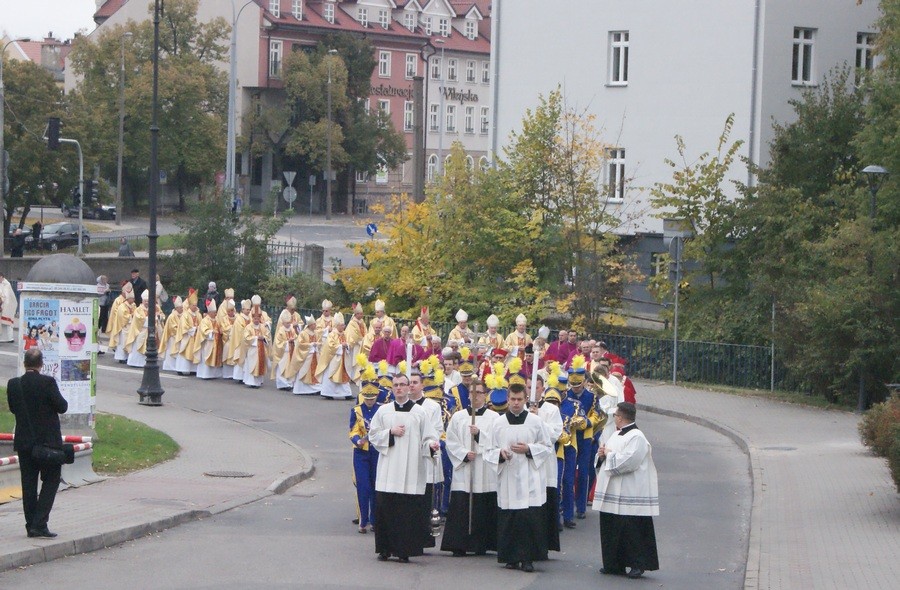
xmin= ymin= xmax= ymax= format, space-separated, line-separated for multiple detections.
xmin=0 ymin=350 xmax=750 ymax=589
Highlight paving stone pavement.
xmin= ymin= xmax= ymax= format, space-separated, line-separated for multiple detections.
xmin=0 ymin=385 xmax=314 ymax=572
xmin=637 ymin=380 xmax=899 ymax=590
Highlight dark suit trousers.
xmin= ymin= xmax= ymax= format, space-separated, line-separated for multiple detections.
xmin=18 ymin=452 xmax=62 ymax=531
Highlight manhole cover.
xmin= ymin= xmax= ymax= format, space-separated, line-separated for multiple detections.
xmin=204 ymin=470 xmax=254 ymax=478
xmin=761 ymin=446 xmax=797 ymax=451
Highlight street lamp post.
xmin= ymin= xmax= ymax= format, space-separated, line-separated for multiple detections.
xmin=115 ymin=31 xmax=132 ymax=227
xmin=325 ymin=48 xmax=337 ymax=220
xmin=418 ymin=40 xmax=436 ymax=200
xmin=138 ymin=0 xmax=164 ymax=406
xmin=225 ymin=0 xmax=255 ymax=210
xmin=0 ymin=37 xmax=30 ymax=256
xmin=857 ymin=164 xmax=889 ymax=413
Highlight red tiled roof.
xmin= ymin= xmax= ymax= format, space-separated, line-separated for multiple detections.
xmin=94 ymin=0 xmax=126 ymax=20
xmin=14 ymin=41 xmax=43 ymax=63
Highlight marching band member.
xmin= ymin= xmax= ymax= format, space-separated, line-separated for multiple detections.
xmin=349 ymin=363 xmax=382 ymax=534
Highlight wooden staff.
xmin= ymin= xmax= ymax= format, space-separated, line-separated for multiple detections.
xmin=530 ymin=326 xmax=551 ymax=405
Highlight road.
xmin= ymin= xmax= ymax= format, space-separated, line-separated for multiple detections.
xmin=23 ymin=207 xmax=375 ymax=274
xmin=0 ymin=351 xmax=750 ymax=589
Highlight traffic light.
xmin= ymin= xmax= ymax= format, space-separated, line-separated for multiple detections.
xmin=47 ymin=117 xmax=61 ymax=150
xmin=88 ymin=180 xmax=99 ymax=203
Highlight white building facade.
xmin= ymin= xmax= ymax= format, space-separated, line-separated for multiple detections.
xmin=491 ymin=0 xmax=881 ymax=322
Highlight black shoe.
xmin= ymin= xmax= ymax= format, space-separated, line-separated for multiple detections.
xmin=522 ymin=561 xmax=534 ymax=573
xmin=600 ymin=567 xmax=626 ymax=575
xmin=627 ymin=568 xmax=644 ymax=579
xmin=27 ymin=528 xmax=58 ymax=538
xmin=377 ymin=553 xmax=389 ymax=561
xmin=564 ymin=520 xmax=576 ymax=529
xmin=576 ymin=512 xmax=586 ymax=520
xmin=504 ymin=562 xmax=518 ymax=570
xmin=352 ymin=518 xmax=360 ymax=524
xmin=398 ymin=557 xmax=410 ymax=563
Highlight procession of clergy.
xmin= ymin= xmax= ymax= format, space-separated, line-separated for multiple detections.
xmin=103 ymin=285 xmax=659 ymax=578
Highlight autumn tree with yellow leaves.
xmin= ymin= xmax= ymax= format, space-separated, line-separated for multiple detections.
xmin=339 ymin=90 xmax=638 ymax=330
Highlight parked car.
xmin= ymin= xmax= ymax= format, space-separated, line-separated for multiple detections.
xmin=61 ymin=203 xmax=117 ymax=220
xmin=25 ymin=221 xmax=91 ymax=251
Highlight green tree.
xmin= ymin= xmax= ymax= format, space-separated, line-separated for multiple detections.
xmin=0 ymin=59 xmax=66 ymax=233
xmin=66 ymin=0 xmax=228 ymax=212
xmin=166 ymin=201 xmax=284 ymax=298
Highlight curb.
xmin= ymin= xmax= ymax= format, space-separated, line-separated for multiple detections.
xmin=638 ymin=403 xmax=761 ymax=590
xmin=0 ymin=411 xmax=317 ymax=574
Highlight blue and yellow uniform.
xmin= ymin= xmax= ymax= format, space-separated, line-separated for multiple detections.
xmin=349 ymin=373 xmax=382 ymax=532
xmin=568 ymin=355 xmax=595 ymax=518
xmin=557 ymin=372 xmax=582 ymax=525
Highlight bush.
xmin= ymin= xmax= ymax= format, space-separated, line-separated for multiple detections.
xmin=255 ymin=273 xmax=345 ymax=314
xmin=859 ymin=394 xmax=900 ymax=458
xmin=889 ymin=426 xmax=900 ymax=493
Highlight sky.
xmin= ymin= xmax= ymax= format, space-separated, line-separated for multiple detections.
xmin=0 ymin=0 xmax=98 ymax=41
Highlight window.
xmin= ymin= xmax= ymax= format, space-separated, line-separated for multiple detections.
xmin=358 ymin=7 xmax=368 ymax=27
xmin=404 ymin=11 xmax=416 ymax=31
xmin=378 ymin=50 xmax=391 ymax=77
xmin=356 ymin=170 xmax=368 ymax=183
xmin=405 ymin=54 xmax=417 ymax=78
xmin=466 ymin=60 xmax=476 ymax=82
xmin=378 ymin=99 xmax=390 ymax=115
xmin=363 ymin=98 xmax=370 ymax=113
xmin=439 ymin=18 xmax=450 ymax=37
xmin=423 ymin=16 xmax=433 ymax=35
xmin=465 ymin=20 xmax=477 ymax=40
xmin=378 ymin=9 xmax=389 ymax=29
xmin=856 ymin=32 xmax=877 ymax=82
xmin=446 ymin=104 xmax=457 ymax=133
xmin=427 ymin=154 xmax=437 ymax=181
xmin=269 ymin=40 xmax=283 ymax=77
xmin=480 ymin=106 xmax=489 ymax=134
xmin=404 ymin=101 xmax=414 ymax=131
xmin=431 ymin=57 xmax=442 ymax=80
xmin=447 ymin=58 xmax=458 ymax=81
xmin=464 ymin=106 xmax=474 ymax=133
xmin=291 ymin=0 xmax=302 ymax=19
xmin=429 ymin=103 xmax=440 ymax=131
xmin=607 ymin=148 xmax=626 ymax=201
xmin=609 ymin=31 xmax=629 ymax=85
xmin=792 ymin=27 xmax=816 ymax=85
xmin=481 ymin=61 xmax=490 ymax=84
xmin=649 ymin=252 xmax=666 ymax=277
xmin=269 ymin=0 xmax=280 ymax=18
xmin=323 ymin=2 xmax=334 ymax=23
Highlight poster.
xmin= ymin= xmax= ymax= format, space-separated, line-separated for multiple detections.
xmin=19 ymin=291 xmax=97 ymax=416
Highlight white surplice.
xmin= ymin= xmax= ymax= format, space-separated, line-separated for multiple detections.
xmin=445 ymin=406 xmax=500 ymax=493
xmin=485 ymin=411 xmax=551 ymax=510
xmin=369 ymin=401 xmax=440 ymax=495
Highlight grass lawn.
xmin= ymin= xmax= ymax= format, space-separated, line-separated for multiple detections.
xmin=0 ymin=389 xmax=179 ymax=475
xmin=84 ymin=233 xmax=180 ymax=254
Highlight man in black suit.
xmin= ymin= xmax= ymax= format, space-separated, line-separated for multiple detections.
xmin=7 ymin=348 xmax=68 ymax=538
xmin=130 ymin=268 xmax=148 ymax=306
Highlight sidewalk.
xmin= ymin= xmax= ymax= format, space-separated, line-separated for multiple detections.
xmin=0 ymin=384 xmax=314 ymax=572
xmin=637 ymin=380 xmax=899 ymax=590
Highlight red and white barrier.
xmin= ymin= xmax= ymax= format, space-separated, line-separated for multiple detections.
xmin=0 ymin=433 xmax=92 ymax=444
xmin=0 ymin=455 xmax=18 ymax=467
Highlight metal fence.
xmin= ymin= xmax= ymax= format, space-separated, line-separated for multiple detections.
xmin=263 ymin=241 xmax=308 ymax=277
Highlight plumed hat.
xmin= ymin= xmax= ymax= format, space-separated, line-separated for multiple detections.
xmin=458 ymin=347 xmax=475 ymax=376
